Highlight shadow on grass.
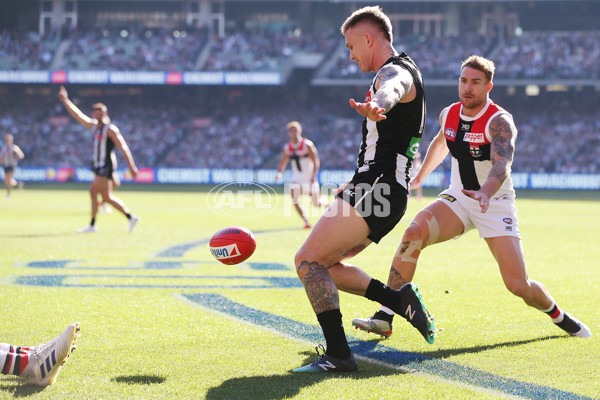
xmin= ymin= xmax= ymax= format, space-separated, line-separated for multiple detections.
xmin=205 ymin=349 xmax=402 ymax=400
xmin=112 ymin=374 xmax=166 ymax=384
xmin=0 ymin=377 xmax=45 ymax=397
xmin=421 ymin=334 xmax=566 ymax=359
xmin=351 ymin=334 xmax=571 ymax=359
xmin=205 ymin=335 xmax=571 ymax=400
xmin=351 ymin=330 xmax=566 ymax=360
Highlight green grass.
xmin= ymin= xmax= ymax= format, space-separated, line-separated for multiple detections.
xmin=0 ymin=186 xmax=598 ymax=399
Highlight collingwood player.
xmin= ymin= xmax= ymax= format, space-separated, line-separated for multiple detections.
xmin=1 ymin=133 xmax=25 ymax=198
xmin=58 ymin=86 xmax=140 ymax=233
xmin=292 ymin=6 xmax=435 ymax=373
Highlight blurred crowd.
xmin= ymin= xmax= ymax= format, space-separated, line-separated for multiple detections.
xmin=0 ymin=30 xmax=60 ymax=70
xmin=59 ymin=26 xmax=208 ymax=71
xmin=204 ymin=29 xmax=338 ymax=72
xmin=2 ymin=96 xmax=598 ymax=175
xmin=327 ymin=30 xmax=600 ymax=80
xmin=328 ymin=32 xmax=497 ymax=80
xmin=493 ymin=31 xmax=600 ymax=80
xmin=1 ymin=24 xmax=598 ymax=175
xmin=512 ymin=109 xmax=600 ymax=173
xmin=2 ymin=27 xmax=599 ymax=79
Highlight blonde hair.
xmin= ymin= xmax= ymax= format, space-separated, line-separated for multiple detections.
xmin=461 ymin=55 xmax=495 ymax=82
xmin=341 ymin=6 xmax=393 ymax=43
xmin=286 ymin=121 xmax=302 ymax=133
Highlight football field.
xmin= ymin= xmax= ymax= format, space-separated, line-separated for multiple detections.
xmin=0 ymin=185 xmax=599 ymax=399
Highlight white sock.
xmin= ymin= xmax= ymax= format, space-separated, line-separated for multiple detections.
xmin=379 ymin=306 xmax=395 ymax=316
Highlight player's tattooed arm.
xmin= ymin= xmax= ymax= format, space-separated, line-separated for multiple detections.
xmin=463 ymin=112 xmax=517 ymax=211
xmin=372 ymin=64 xmax=413 ymax=113
xmin=488 ymin=113 xmax=517 ymax=184
xmin=297 ymin=261 xmax=339 ymax=314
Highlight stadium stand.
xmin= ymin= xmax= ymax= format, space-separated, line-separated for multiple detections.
xmin=58 ymin=26 xmax=209 ymax=71
xmin=0 ymin=0 xmax=598 ymax=176
xmin=0 ymin=30 xmax=60 ymax=70
xmin=1 ymin=87 xmax=597 ymax=174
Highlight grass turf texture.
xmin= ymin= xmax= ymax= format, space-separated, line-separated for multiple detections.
xmin=0 ymin=187 xmax=598 ymax=399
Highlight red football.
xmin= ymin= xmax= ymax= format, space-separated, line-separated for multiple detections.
xmin=209 ymin=226 xmax=256 ymax=265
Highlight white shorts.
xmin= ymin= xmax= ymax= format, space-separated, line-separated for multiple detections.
xmin=291 ymin=171 xmax=314 ymax=185
xmin=436 ymin=188 xmax=520 ymax=239
xmin=290 ymin=179 xmax=320 ymax=203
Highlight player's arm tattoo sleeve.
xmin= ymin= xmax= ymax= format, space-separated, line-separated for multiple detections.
xmin=372 ymin=64 xmax=412 ymax=113
xmin=488 ymin=113 xmax=517 ymax=184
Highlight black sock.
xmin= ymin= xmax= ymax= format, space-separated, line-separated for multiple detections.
xmin=90 ymin=218 xmax=95 ymax=226
xmin=364 ymin=279 xmax=399 ymax=310
xmin=373 ymin=309 xmax=395 ymax=322
xmin=126 ymin=213 xmax=131 ymax=220
xmin=316 ymin=309 xmax=351 ymax=359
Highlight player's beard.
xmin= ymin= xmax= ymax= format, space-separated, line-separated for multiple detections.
xmin=460 ymin=93 xmax=485 ymax=112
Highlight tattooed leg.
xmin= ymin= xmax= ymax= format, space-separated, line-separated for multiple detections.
xmin=297 ymin=261 xmax=339 ymax=314
xmin=340 ymin=241 xmax=370 ymax=261
xmin=386 ymin=266 xmax=410 ymax=292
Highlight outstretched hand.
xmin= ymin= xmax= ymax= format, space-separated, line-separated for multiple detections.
xmin=58 ymin=85 xmax=68 ymax=101
xmin=462 ymin=189 xmax=490 ymax=213
xmin=349 ymin=99 xmax=387 ymax=122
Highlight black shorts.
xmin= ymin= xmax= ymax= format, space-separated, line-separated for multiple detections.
xmin=3 ymin=166 xmax=14 ymax=174
xmin=337 ymin=171 xmax=408 ymax=243
xmin=93 ymin=165 xmax=113 ymax=178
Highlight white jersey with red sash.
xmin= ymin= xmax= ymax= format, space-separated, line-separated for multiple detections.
xmin=284 ymin=138 xmax=313 ymax=184
xmin=441 ymin=99 xmax=515 ymax=197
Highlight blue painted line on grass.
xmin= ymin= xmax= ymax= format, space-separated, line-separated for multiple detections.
xmin=152 ymin=239 xmax=210 ymax=258
xmin=144 ymin=261 xmax=185 ymax=269
xmin=247 ymin=262 xmax=289 ymax=271
xmin=183 ymin=292 xmax=594 ymax=400
xmin=20 ymin=260 xmax=218 ymax=270
xmin=26 ymin=260 xmax=74 ymax=268
xmin=14 ymin=274 xmax=303 ymax=289
xmin=151 ymin=227 xmax=299 ymax=258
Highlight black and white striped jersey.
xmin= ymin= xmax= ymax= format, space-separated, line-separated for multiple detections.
xmin=0 ymin=144 xmax=18 ymax=167
xmin=354 ymin=53 xmax=426 ymax=190
xmin=91 ymin=123 xmax=116 ymax=170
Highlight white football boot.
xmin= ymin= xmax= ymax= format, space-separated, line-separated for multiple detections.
xmin=21 ymin=323 xmax=80 ymax=386
xmin=77 ymin=225 xmax=97 ymax=233
xmin=128 ymin=215 xmax=140 ymax=232
xmin=557 ymin=312 xmax=591 ymax=338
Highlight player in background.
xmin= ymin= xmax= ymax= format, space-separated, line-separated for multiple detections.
xmin=1 ymin=133 xmax=25 ymax=198
xmin=352 ymin=55 xmax=591 ymax=339
xmin=275 ymin=121 xmax=326 ymax=228
xmin=292 ymin=6 xmax=435 ymax=373
xmin=0 ymin=323 xmax=80 ymax=386
xmin=58 ymin=86 xmax=140 ymax=233
xmin=409 ymin=150 xmax=424 ymax=201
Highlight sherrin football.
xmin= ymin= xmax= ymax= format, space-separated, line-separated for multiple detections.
xmin=209 ymin=226 xmax=256 ymax=265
